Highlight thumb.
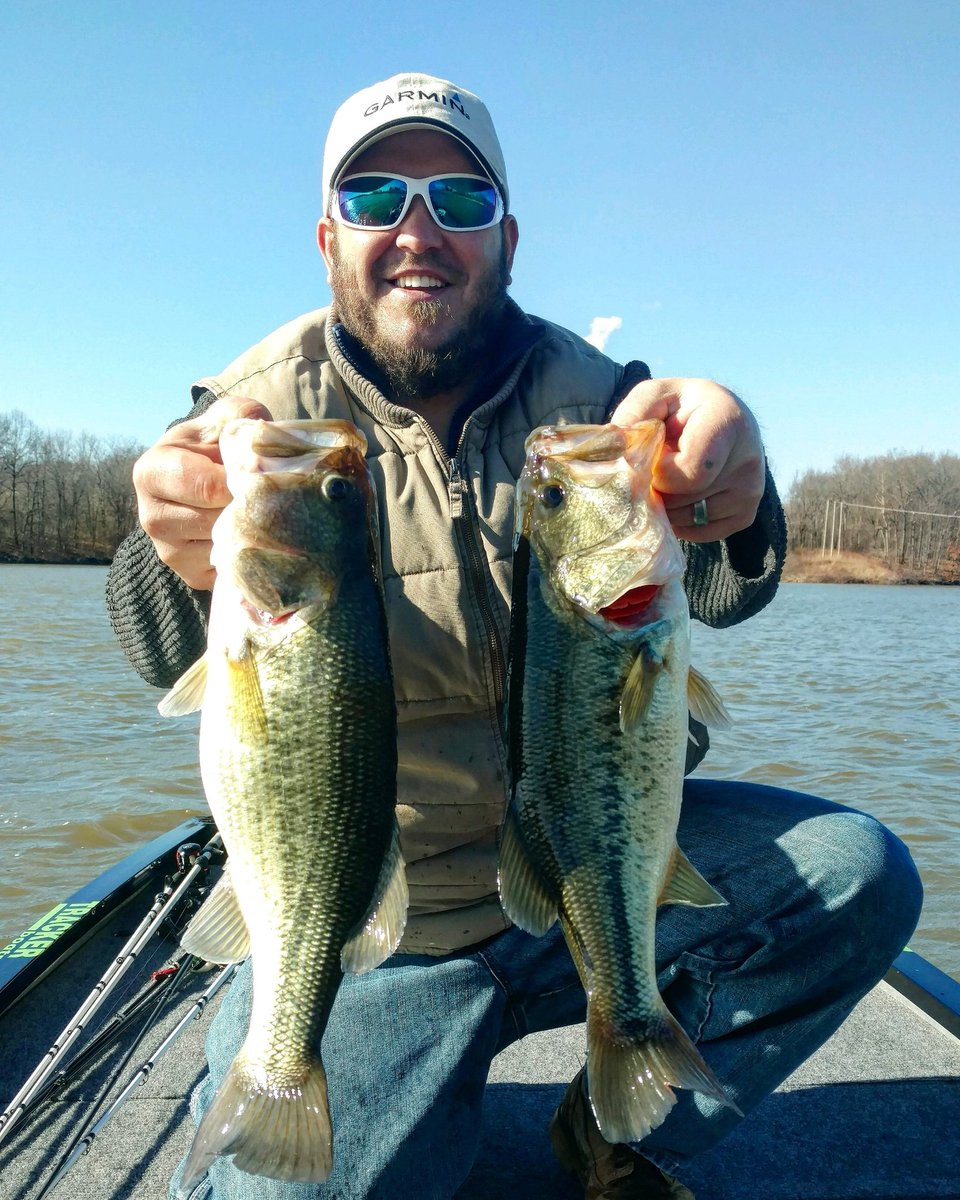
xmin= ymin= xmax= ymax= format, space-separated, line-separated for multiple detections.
xmin=610 ymin=378 xmax=680 ymax=427
xmin=195 ymin=395 xmax=274 ymax=445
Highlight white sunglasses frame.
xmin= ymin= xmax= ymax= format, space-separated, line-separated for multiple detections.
xmin=332 ymin=172 xmax=504 ymax=232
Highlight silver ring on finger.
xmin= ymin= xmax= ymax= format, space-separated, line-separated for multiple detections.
xmin=692 ymin=498 xmax=709 ymax=527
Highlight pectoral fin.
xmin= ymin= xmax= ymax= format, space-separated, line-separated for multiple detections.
xmin=227 ymin=649 xmax=269 ymax=745
xmin=658 ymin=844 xmax=727 ymax=907
xmin=497 ymin=807 xmax=558 ymax=936
xmin=158 ymin=654 xmax=210 ymax=717
xmin=687 ymin=665 xmax=732 ymax=729
xmin=180 ymin=868 xmax=251 ymax=963
xmin=341 ymin=823 xmax=409 ymax=973
xmin=620 ymin=648 xmax=663 ymax=733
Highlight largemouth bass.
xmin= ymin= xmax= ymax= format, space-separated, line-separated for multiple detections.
xmin=159 ymin=418 xmax=407 ymax=1188
xmin=500 ymin=421 xmax=737 ymax=1144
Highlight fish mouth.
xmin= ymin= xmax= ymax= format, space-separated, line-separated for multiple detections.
xmin=220 ymin=418 xmax=369 ymax=473
xmin=597 ymin=584 xmax=661 ymax=627
xmin=232 ymin=546 xmax=336 ymax=627
xmin=241 ymin=600 xmax=299 ymax=628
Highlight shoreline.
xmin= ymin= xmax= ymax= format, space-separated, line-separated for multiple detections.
xmin=0 ymin=554 xmax=112 ymax=566
xmin=2 ymin=551 xmax=957 ymax=586
xmin=783 ymin=549 xmax=958 ymax=585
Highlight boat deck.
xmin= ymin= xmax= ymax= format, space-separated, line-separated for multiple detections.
xmin=1 ymin=904 xmax=958 ymax=1200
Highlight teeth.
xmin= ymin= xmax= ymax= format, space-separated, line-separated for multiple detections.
xmin=395 ymin=275 xmax=444 ymax=289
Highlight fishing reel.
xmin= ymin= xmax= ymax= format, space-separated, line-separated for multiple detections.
xmin=157 ymin=837 xmax=226 ymax=943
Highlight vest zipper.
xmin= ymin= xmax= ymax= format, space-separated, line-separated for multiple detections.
xmin=441 ymin=450 xmax=507 ymax=725
xmin=448 ymin=461 xmax=467 ymax=520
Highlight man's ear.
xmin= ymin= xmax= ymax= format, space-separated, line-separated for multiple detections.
xmin=502 ymin=214 xmax=519 ymax=284
xmin=317 ymin=217 xmax=335 ymax=281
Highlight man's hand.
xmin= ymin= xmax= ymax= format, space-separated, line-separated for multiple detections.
xmin=133 ymin=396 xmax=273 ymax=590
xmin=611 ymin=378 xmax=765 ymax=542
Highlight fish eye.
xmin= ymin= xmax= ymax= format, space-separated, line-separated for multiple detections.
xmin=322 ymin=474 xmax=351 ymax=501
xmin=538 ymin=483 xmax=565 ymax=510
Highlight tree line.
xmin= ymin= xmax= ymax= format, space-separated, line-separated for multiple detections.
xmin=785 ymin=449 xmax=960 ymax=580
xmin=0 ymin=411 xmax=143 ymax=562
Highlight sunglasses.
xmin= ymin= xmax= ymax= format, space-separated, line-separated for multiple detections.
xmin=334 ymin=173 xmax=504 ymax=232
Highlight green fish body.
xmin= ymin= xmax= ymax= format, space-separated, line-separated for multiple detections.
xmin=501 ymin=421 xmax=736 ymax=1144
xmin=160 ymin=419 xmax=406 ymax=1187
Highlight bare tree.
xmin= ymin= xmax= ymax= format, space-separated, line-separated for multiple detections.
xmin=786 ymin=450 xmax=960 ymax=580
xmin=0 ymin=411 xmax=143 ymax=562
xmin=0 ymin=410 xmax=40 ymax=554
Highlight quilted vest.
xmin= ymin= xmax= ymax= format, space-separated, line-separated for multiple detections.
xmin=195 ymin=306 xmax=632 ymax=953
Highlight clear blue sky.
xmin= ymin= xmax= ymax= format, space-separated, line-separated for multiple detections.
xmin=2 ymin=0 xmax=957 ymax=494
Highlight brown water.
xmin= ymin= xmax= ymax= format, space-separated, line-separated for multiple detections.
xmin=1 ymin=566 xmax=957 ymax=979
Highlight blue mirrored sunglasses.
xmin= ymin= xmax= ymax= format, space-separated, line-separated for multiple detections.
xmin=334 ymin=173 xmax=503 ymax=232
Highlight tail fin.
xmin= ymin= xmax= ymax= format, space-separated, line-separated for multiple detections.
xmin=586 ymin=1002 xmax=740 ymax=1145
xmin=177 ymin=1051 xmax=332 ymax=1193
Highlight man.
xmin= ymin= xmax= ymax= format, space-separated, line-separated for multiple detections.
xmin=107 ymin=74 xmax=922 ymax=1200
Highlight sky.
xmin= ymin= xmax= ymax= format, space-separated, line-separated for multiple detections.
xmin=1 ymin=0 xmax=957 ymax=494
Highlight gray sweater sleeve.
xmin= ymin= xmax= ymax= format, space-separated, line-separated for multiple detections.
xmin=683 ymin=460 xmax=788 ymax=629
xmin=607 ymin=362 xmax=788 ymax=629
xmin=105 ymin=392 xmax=218 ymax=689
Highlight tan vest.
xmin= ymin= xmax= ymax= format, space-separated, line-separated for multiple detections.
xmin=196 ymin=307 xmax=627 ymax=953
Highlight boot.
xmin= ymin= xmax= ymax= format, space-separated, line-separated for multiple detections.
xmin=548 ymin=1069 xmax=695 ymax=1199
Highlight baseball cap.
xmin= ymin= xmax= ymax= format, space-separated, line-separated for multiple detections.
xmin=322 ymin=72 xmax=509 ymax=212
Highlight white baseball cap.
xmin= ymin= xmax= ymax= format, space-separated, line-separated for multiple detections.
xmin=322 ymin=72 xmax=509 ymax=211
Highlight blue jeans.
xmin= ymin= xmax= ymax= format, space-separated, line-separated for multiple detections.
xmin=171 ymin=781 xmax=922 ymax=1200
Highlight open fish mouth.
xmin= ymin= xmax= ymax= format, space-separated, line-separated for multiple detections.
xmin=596 ymin=584 xmax=661 ymax=627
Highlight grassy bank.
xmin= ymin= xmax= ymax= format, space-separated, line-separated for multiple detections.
xmin=782 ymin=549 xmax=953 ymax=584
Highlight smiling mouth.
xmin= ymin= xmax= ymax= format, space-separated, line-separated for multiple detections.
xmin=391 ymin=273 xmax=448 ymax=291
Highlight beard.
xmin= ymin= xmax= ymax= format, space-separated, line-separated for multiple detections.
xmin=327 ymin=231 xmax=512 ymax=404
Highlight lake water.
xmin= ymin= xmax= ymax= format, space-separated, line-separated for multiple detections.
xmin=1 ymin=565 xmax=957 ymax=980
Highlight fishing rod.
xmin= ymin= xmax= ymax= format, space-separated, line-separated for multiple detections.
xmin=22 ymin=952 xmax=191 ymax=1117
xmin=37 ymin=959 xmax=239 ymax=1197
xmin=35 ymin=944 xmax=200 ymax=1194
xmin=0 ymin=833 xmax=222 ymax=1149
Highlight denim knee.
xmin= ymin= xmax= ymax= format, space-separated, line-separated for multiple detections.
xmin=802 ymin=808 xmax=923 ymax=978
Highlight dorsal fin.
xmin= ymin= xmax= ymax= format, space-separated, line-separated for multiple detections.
xmin=498 ymin=807 xmax=558 ymax=937
xmin=341 ymin=823 xmax=408 ymax=973
xmin=180 ymin=868 xmax=251 ymax=963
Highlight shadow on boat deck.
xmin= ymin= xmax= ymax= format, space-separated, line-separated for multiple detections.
xmin=461 ymin=1074 xmax=960 ymax=1200
xmin=467 ymin=985 xmax=960 ymax=1200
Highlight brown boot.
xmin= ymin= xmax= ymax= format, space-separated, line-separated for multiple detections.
xmin=549 ymin=1069 xmax=695 ymax=1199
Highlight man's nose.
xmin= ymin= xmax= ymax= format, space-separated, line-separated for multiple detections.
xmin=394 ymin=195 xmax=444 ymax=252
